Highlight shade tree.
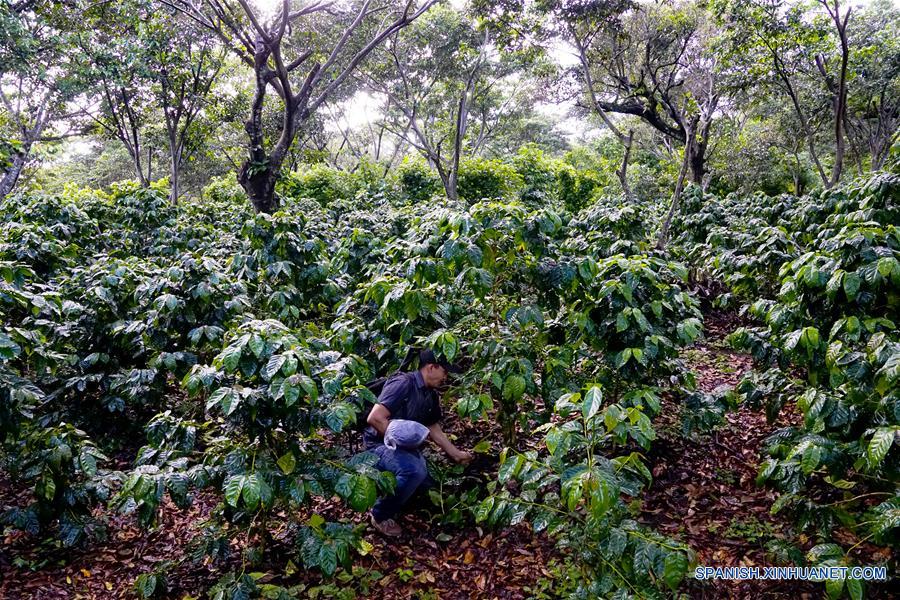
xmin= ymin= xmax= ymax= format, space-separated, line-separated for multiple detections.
xmin=0 ymin=0 xmax=86 ymax=197
xmin=358 ymin=4 xmax=537 ymax=201
xmin=160 ymin=0 xmax=437 ymax=213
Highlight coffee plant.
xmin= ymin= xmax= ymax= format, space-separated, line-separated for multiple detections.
xmin=2 ymin=165 xmax=896 ymax=598
xmin=678 ymin=173 xmax=900 ymax=597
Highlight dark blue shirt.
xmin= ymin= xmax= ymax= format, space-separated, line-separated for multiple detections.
xmin=363 ymin=370 xmax=442 ymax=450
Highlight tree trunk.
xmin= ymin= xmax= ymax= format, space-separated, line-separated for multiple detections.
xmin=499 ymin=399 xmax=517 ymax=447
xmin=688 ymin=138 xmax=706 ymax=185
xmin=167 ymin=127 xmax=181 ymax=203
xmin=772 ymin=51 xmax=830 ymax=188
xmin=239 ymin=165 xmax=280 ymax=214
xmin=657 ymin=122 xmax=695 ymax=250
xmin=0 ymin=148 xmax=28 ymax=198
xmin=446 ymin=169 xmax=459 ymax=202
xmin=169 ymin=152 xmax=180 ymax=204
xmin=432 ymin=157 xmax=457 ymax=202
xmin=830 ymin=5 xmax=851 ymax=187
xmin=618 ymin=130 xmax=633 ymax=200
xmin=688 ymin=109 xmax=715 ymax=185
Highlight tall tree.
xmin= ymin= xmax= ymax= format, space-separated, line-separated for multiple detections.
xmin=476 ymin=0 xmax=722 ymax=189
xmin=815 ymin=0 xmax=852 ymax=186
xmin=584 ymin=0 xmax=721 ymax=186
xmin=145 ymin=14 xmax=226 ymax=201
xmin=360 ymin=4 xmax=529 ymax=201
xmin=161 ymin=0 xmax=436 ymax=213
xmin=845 ymin=0 xmax=899 ymax=172
xmin=75 ymin=0 xmax=158 ymax=187
xmin=714 ymin=0 xmax=838 ymax=187
xmin=0 ymin=0 xmax=84 ymax=197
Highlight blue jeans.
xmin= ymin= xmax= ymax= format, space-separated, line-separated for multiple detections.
xmin=370 ymin=445 xmax=431 ymax=521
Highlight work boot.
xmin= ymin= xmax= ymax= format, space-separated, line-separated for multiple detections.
xmin=370 ymin=513 xmax=402 ymax=537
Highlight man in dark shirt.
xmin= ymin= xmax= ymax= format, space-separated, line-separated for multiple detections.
xmin=366 ymin=349 xmax=473 ymax=536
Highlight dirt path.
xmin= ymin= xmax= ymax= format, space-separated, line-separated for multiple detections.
xmin=640 ymin=340 xmax=818 ymax=599
xmin=639 ymin=312 xmax=898 ymax=599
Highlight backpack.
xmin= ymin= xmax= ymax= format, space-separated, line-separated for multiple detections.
xmin=352 ymin=372 xmax=404 ymax=432
xmin=352 ymin=348 xmax=420 ymax=433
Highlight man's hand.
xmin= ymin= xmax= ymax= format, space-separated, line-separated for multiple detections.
xmin=450 ymin=449 xmax=474 ymax=465
xmin=428 ymin=423 xmax=473 ymax=465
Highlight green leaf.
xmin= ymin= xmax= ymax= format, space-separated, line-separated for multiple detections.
xmin=578 ymin=258 xmax=597 ymax=281
xmin=220 ymin=389 xmax=239 ymax=416
xmin=825 ymin=577 xmax=843 ymax=600
xmin=604 ymin=404 xmax=624 ymax=431
xmin=867 ymin=427 xmax=896 ymax=469
xmin=807 ymin=543 xmax=844 ymax=562
xmin=42 ymin=477 xmax=56 ymax=500
xmin=843 ymin=272 xmax=861 ymax=300
xmin=615 ymin=348 xmax=632 ymax=368
xmin=308 ymin=513 xmax=325 ymax=530
xmin=663 ymin=551 xmax=688 ymax=590
xmin=282 ymin=379 xmax=300 ymax=406
xmin=877 ymin=257 xmax=896 ymax=278
xmin=242 ymin=475 xmax=262 ymax=511
xmin=221 ymin=345 xmax=241 ymax=372
xmin=277 ymin=452 xmax=296 ymax=475
xmin=582 ymin=386 xmax=602 ymax=420
xmin=224 ymin=475 xmax=245 ymax=508
xmin=282 ymin=353 xmax=298 ymax=377
xmin=298 ymin=375 xmax=318 ymax=404
xmin=619 ymin=281 xmax=633 ymax=304
xmin=801 ymin=446 xmax=821 ymax=475
xmin=440 ymin=332 xmax=458 ymax=362
xmin=318 ymin=545 xmax=338 ymax=576
xmin=502 ymin=375 xmax=526 ymax=402
xmin=632 ymin=309 xmax=651 ymax=332
xmin=498 ymin=454 xmax=524 ymax=483
xmin=801 ymin=327 xmax=820 ymax=350
xmin=248 ymin=334 xmax=265 ymax=358
xmin=263 ymin=354 xmax=286 ymax=381
xmin=606 ymin=528 xmax=627 ymax=559
xmin=349 ymin=475 xmax=376 ymax=512
xmin=826 ymin=270 xmax=843 ymax=298
xmin=206 ymin=387 xmax=228 ymax=412
xmin=824 ymin=476 xmax=856 ymax=490
xmin=589 ymin=476 xmax=612 ymax=518
xmin=847 ymin=577 xmax=863 ymax=600
xmin=472 ymin=439 xmax=491 ymax=453
xmin=784 ymin=330 xmax=802 ymax=352
xmin=134 ymin=574 xmax=157 ymax=599
xmin=335 ymin=473 xmax=376 ymax=512
xmin=631 ymin=347 xmax=645 ymax=365
xmin=79 ymin=450 xmax=97 ymax=477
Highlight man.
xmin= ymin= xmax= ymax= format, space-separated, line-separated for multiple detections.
xmin=365 ymin=349 xmax=473 ymax=536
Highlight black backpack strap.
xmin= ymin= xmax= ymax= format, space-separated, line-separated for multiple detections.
xmin=398 ymin=346 xmax=419 ymax=371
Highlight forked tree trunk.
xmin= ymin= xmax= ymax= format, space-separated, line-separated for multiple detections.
xmin=617 ymin=130 xmax=634 ymax=200
xmin=0 ymin=149 xmax=28 ymax=197
xmin=239 ymin=166 xmax=281 ymax=214
xmin=657 ymin=121 xmax=696 ymax=249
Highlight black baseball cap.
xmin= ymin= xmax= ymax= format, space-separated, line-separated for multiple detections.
xmin=419 ymin=349 xmax=465 ymax=374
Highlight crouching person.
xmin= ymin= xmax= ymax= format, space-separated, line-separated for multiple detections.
xmin=364 ymin=349 xmax=473 ymax=536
